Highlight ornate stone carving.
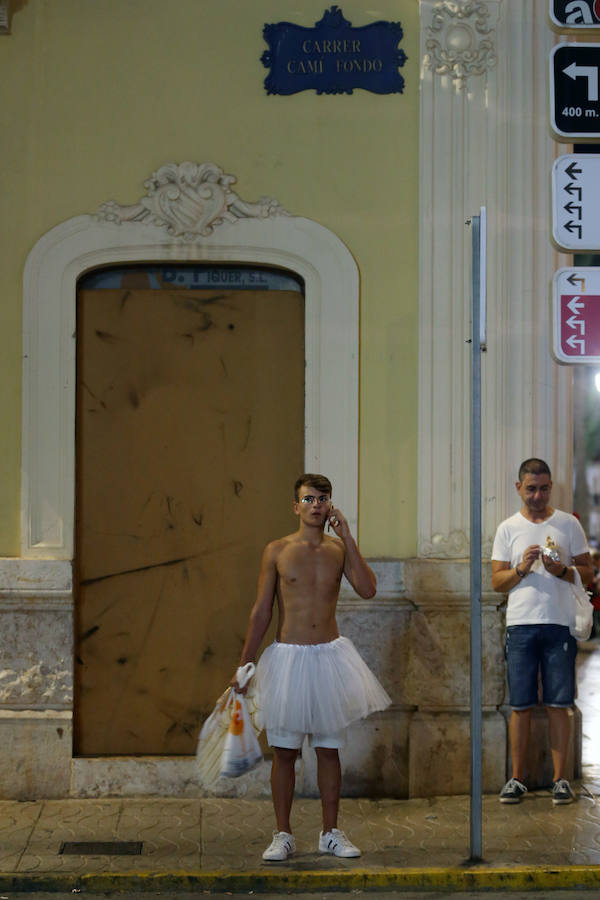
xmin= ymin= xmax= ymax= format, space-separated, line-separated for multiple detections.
xmin=423 ymin=1 xmax=498 ymax=88
xmin=0 ymin=660 xmax=72 ymax=706
xmin=96 ymin=162 xmax=289 ymax=240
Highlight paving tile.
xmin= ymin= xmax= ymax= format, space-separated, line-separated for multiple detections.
xmin=117 ymin=798 xmax=202 ymax=864
xmin=201 ymin=797 xmax=274 ymax=868
xmin=0 ymin=800 xmax=41 ymax=869
xmin=14 ymin=798 xmax=203 ymax=873
xmin=3 ymin=790 xmax=600 ymax=874
xmin=17 ymin=800 xmax=122 ymax=872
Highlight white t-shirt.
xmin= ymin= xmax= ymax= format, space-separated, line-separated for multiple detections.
xmin=491 ymin=509 xmax=588 ymax=626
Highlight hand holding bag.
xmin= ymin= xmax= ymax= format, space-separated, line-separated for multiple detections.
xmin=219 ymin=663 xmax=263 ymax=778
xmin=569 ymin=566 xmax=593 ymax=642
xmin=196 ymin=662 xmax=262 ymax=784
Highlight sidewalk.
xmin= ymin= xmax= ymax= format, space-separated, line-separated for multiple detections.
xmin=2 ymin=783 xmax=600 ymax=893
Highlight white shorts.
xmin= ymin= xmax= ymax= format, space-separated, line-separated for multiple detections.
xmin=267 ymin=726 xmax=346 ymax=750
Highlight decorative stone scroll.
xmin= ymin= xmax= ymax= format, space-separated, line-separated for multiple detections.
xmin=96 ymin=162 xmax=289 ymax=240
xmin=423 ymin=0 xmax=498 ymax=88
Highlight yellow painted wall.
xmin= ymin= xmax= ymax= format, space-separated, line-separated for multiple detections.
xmin=0 ymin=0 xmax=419 ymax=558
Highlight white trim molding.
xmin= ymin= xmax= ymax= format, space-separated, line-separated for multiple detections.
xmin=21 ymin=163 xmax=359 ymax=558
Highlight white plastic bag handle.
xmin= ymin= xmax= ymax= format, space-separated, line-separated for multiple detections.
xmin=235 ymin=662 xmax=255 ymax=690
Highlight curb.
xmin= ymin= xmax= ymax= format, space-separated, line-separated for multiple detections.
xmin=2 ymin=866 xmax=600 ymax=893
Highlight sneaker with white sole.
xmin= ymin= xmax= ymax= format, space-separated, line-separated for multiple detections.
xmin=552 ymin=778 xmax=576 ymax=805
xmin=262 ymin=831 xmax=295 ymax=861
xmin=499 ymin=777 xmax=527 ymax=804
xmin=318 ymin=828 xmax=361 ymax=858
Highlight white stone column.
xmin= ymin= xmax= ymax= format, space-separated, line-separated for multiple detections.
xmin=413 ymin=0 xmax=576 ymax=796
xmin=418 ymin=0 xmax=572 ymax=560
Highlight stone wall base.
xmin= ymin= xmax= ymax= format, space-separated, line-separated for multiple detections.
xmin=501 ymin=704 xmax=582 ymax=789
xmin=71 ymin=709 xmax=411 ymax=799
xmin=0 ymin=558 xmax=587 ymax=800
xmin=299 ymin=708 xmax=411 ymax=798
xmin=408 ymin=709 xmax=506 ymax=797
xmin=0 ymin=710 xmax=72 ymax=800
xmin=0 ymin=706 xmax=583 ymax=799
xmin=71 ymin=755 xmax=272 ymax=798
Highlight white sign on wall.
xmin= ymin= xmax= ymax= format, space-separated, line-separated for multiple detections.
xmin=552 ymin=154 xmax=600 ymax=250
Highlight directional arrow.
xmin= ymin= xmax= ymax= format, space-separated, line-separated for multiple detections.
xmin=564 ymin=182 xmax=583 ymax=199
xmin=566 ymin=334 xmax=586 ymax=353
xmin=564 ymin=201 xmax=582 ymax=218
xmin=563 ymin=62 xmax=599 ymax=101
xmin=565 ymin=220 xmax=583 ymax=237
xmin=565 ymin=162 xmax=582 ymax=179
xmin=566 ymin=314 xmax=586 ymax=334
xmin=566 ymin=274 xmax=586 ymax=289
xmin=568 ymin=296 xmax=585 ymax=313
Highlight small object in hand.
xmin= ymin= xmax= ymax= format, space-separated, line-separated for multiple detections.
xmin=542 ymin=536 xmax=560 ymax=563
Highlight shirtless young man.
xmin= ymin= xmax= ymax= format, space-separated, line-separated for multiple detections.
xmin=232 ymin=474 xmax=390 ymax=862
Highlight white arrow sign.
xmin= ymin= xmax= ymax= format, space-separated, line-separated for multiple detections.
xmin=566 ymin=314 xmax=585 ymax=333
xmin=552 ymin=155 xmax=600 ymax=250
xmin=550 ymin=44 xmax=600 ymax=139
xmin=568 ymin=295 xmax=584 ymax=313
xmin=563 ymin=62 xmax=599 ymax=100
xmin=566 ymin=335 xmax=586 ymax=352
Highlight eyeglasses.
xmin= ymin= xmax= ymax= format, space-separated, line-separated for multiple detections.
xmin=299 ymin=495 xmax=331 ymax=505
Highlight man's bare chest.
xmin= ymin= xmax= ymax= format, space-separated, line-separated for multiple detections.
xmin=277 ymin=543 xmax=343 ymax=588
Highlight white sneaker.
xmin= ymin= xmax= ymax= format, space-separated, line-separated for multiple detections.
xmin=318 ymin=828 xmax=361 ymax=858
xmin=262 ymin=831 xmax=296 ymax=861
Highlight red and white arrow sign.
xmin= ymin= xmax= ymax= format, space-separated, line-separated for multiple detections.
xmin=552 ymin=268 xmax=600 ymax=363
xmin=566 ymin=313 xmax=585 ymax=332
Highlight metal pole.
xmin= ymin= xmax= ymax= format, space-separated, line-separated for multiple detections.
xmin=469 ymin=210 xmax=484 ymax=861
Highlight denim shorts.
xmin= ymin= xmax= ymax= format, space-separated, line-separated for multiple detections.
xmin=505 ymin=624 xmax=577 ymax=710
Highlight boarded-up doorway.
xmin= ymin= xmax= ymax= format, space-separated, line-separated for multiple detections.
xmin=74 ymin=266 xmax=304 ymax=755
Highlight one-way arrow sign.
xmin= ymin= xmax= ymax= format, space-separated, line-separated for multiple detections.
xmin=552 ymin=154 xmax=600 ymax=250
xmin=553 ymin=268 xmax=600 ymax=363
xmin=550 ymin=43 xmax=600 ymax=138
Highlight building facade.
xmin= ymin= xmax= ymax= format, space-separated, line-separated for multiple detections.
xmin=0 ymin=0 xmax=579 ymax=799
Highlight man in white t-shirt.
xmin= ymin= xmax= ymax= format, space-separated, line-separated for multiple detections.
xmin=492 ymin=458 xmax=593 ymax=806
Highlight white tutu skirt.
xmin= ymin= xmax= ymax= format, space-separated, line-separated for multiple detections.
xmin=255 ymin=636 xmax=391 ymax=735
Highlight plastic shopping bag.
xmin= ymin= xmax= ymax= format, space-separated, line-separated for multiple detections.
xmin=220 ymin=688 xmax=263 ymax=778
xmin=196 ymin=686 xmax=234 ymax=785
xmin=196 ymin=662 xmax=262 ymax=784
xmin=569 ymin=567 xmax=593 ymax=642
